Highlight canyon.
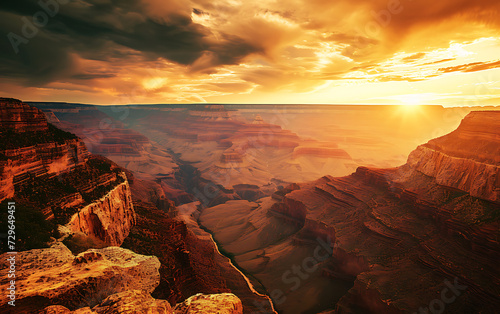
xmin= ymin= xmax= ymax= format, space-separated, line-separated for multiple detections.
xmin=200 ymin=110 xmax=500 ymax=313
xmin=2 ymin=99 xmax=498 ymax=313
xmin=0 ymin=99 xmax=253 ymax=313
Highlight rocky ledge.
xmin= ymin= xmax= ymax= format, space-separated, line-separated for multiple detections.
xmin=0 ymin=243 xmax=243 ymax=314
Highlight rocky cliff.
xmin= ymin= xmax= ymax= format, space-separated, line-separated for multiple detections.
xmin=405 ymin=111 xmax=499 ymax=202
xmin=200 ymin=111 xmax=500 ymax=313
xmin=0 ymin=243 xmax=160 ymax=312
xmin=0 ymin=98 xmax=48 ymax=132
xmin=0 ymin=98 xmax=89 ymax=202
xmin=68 ymin=176 xmax=135 ymax=246
xmin=0 ymin=98 xmax=135 ymax=250
xmin=26 ymin=102 xmax=277 ymax=312
xmin=0 ymin=243 xmax=244 ymax=314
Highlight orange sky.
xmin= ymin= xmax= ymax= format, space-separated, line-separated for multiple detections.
xmin=1 ymin=0 xmax=499 ymax=106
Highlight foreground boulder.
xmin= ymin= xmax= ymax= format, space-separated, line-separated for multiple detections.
xmin=173 ymin=293 xmax=243 ymax=314
xmin=41 ymin=290 xmax=172 ymax=314
xmin=0 ymin=242 xmax=245 ymax=314
xmin=41 ymin=291 xmax=243 ymax=314
xmin=0 ymin=243 xmax=160 ymax=312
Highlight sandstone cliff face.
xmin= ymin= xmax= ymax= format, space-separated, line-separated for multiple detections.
xmin=407 ymin=146 xmax=499 ymax=202
xmin=68 ymin=175 xmax=135 ymax=246
xmin=0 ymin=139 xmax=90 ymax=202
xmin=0 ymin=98 xmax=90 ymax=202
xmin=405 ymin=112 xmax=500 ymax=203
xmin=0 ymin=99 xmax=135 ymax=250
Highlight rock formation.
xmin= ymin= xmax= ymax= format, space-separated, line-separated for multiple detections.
xmin=0 ymin=243 xmax=160 ymax=313
xmin=0 ymin=98 xmax=135 ymax=249
xmin=0 ymin=98 xmax=89 ymax=202
xmin=0 ymin=243 xmax=244 ymax=314
xmin=200 ymin=111 xmax=500 ymax=313
xmin=0 ymin=98 xmax=48 ymax=132
xmin=122 ymin=195 xmax=275 ymax=313
xmin=174 ymin=293 xmax=243 ymax=313
xmin=405 ymin=111 xmax=499 ymax=202
xmin=68 ymin=175 xmax=135 ymax=246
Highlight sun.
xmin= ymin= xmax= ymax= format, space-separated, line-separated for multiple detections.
xmin=400 ymin=94 xmax=425 ymax=106
xmin=395 ymin=93 xmax=437 ymax=107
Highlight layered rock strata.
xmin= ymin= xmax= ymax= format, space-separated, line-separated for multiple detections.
xmin=0 ymin=99 xmax=135 ymax=249
xmin=200 ymin=111 xmax=500 ymax=313
xmin=68 ymin=175 xmax=135 ymax=246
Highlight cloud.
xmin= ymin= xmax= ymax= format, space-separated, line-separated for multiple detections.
xmin=0 ymin=0 xmax=257 ymax=86
xmin=422 ymin=58 xmax=456 ymax=66
xmin=401 ymin=53 xmax=426 ymax=63
xmin=439 ymin=60 xmax=500 ymax=73
xmin=1 ymin=0 xmax=500 ymax=104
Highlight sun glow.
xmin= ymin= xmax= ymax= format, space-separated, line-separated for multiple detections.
xmin=392 ymin=93 xmax=438 ymax=106
xmin=143 ymin=77 xmax=167 ymax=90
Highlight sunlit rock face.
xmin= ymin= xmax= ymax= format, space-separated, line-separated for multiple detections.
xmin=405 ymin=111 xmax=500 ymax=202
xmin=0 ymin=138 xmax=90 ymax=203
xmin=1 ymin=243 xmax=245 ymax=314
xmin=0 ymin=243 xmax=161 ymax=312
xmin=0 ymin=99 xmax=90 ymax=203
xmin=40 ymin=291 xmax=244 ymax=314
xmin=200 ymin=111 xmax=500 ymax=313
xmin=174 ymin=293 xmax=243 ymax=314
xmin=68 ymin=176 xmax=135 ymax=246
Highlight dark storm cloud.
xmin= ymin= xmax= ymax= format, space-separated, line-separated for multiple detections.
xmin=0 ymin=0 xmax=257 ymax=86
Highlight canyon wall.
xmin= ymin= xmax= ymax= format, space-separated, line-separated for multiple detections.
xmin=0 ymin=139 xmax=90 ymax=202
xmin=405 ymin=111 xmax=499 ymax=203
xmin=200 ymin=111 xmax=500 ymax=313
xmin=0 ymin=98 xmax=90 ymax=202
xmin=122 ymin=196 xmax=276 ymax=313
xmin=68 ymin=176 xmax=135 ymax=246
xmin=0 ymin=98 xmax=135 ymax=249
xmin=0 ymin=98 xmax=48 ymax=132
